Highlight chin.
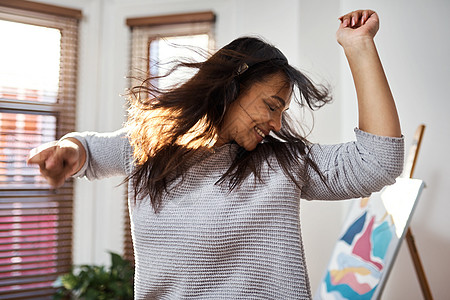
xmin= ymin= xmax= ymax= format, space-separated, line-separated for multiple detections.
xmin=235 ymin=137 xmax=260 ymax=152
xmin=241 ymin=142 xmax=258 ymax=152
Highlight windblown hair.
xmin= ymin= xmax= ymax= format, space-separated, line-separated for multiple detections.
xmin=126 ymin=36 xmax=332 ymax=212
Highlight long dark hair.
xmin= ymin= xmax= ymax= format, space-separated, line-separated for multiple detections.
xmin=126 ymin=36 xmax=332 ymax=212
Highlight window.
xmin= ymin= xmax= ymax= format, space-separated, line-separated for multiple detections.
xmin=125 ymin=11 xmax=215 ymax=263
xmin=0 ymin=1 xmax=81 ymax=298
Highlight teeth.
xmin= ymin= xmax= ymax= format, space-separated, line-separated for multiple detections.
xmin=255 ymin=126 xmax=266 ymax=138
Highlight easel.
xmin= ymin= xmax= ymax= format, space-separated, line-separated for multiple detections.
xmin=400 ymin=124 xmax=433 ymax=300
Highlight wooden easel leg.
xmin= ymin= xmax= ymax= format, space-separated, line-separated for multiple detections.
xmin=405 ymin=227 xmax=433 ymax=300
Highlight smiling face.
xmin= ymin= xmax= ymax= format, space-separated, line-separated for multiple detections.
xmin=216 ymin=72 xmax=292 ymax=151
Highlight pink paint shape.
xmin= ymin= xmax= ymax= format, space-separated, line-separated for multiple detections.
xmin=331 ymin=271 xmax=373 ymax=295
xmin=352 ymin=216 xmax=383 ymax=270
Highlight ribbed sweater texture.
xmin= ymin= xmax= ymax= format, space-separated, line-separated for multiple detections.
xmin=68 ymin=128 xmax=404 ymax=299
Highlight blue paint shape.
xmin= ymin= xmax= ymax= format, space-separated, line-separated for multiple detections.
xmin=340 ymin=212 xmax=367 ymax=245
xmin=324 ymin=272 xmax=376 ymax=300
xmin=371 ymin=221 xmax=393 ymax=260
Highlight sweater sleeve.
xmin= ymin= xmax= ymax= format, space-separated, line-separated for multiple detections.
xmin=301 ymin=128 xmax=404 ymax=200
xmin=62 ymin=128 xmax=134 ymax=180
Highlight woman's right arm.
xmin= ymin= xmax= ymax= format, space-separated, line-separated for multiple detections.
xmin=27 ymin=129 xmax=132 ymax=188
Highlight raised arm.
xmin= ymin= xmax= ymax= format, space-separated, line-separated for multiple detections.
xmin=337 ymin=10 xmax=401 ymax=138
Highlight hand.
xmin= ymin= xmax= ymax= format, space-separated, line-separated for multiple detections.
xmin=27 ymin=138 xmax=86 ymax=188
xmin=336 ymin=10 xmax=379 ymax=49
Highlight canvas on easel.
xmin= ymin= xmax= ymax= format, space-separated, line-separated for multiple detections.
xmin=315 ymin=125 xmax=428 ymax=300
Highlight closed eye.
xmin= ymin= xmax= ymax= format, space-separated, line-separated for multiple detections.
xmin=264 ymin=100 xmax=277 ymax=112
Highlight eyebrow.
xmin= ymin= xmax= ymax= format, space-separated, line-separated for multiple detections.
xmin=271 ymin=95 xmax=289 ymax=111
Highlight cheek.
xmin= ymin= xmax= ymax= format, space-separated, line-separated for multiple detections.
xmin=227 ymin=104 xmax=256 ymax=129
xmin=242 ymin=103 xmax=269 ymax=122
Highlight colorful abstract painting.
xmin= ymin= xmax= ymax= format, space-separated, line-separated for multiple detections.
xmin=315 ymin=178 xmax=425 ymax=300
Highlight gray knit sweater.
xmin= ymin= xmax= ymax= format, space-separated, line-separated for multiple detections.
xmin=68 ymin=128 xmax=404 ymax=299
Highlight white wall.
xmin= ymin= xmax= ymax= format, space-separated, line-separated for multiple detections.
xmin=296 ymin=1 xmax=347 ymax=292
xmin=37 ymin=0 xmax=450 ymax=298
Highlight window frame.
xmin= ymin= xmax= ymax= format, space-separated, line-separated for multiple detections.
xmin=124 ymin=11 xmax=215 ymax=263
xmin=0 ymin=1 xmax=81 ymax=299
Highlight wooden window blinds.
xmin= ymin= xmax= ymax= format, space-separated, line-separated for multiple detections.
xmin=0 ymin=1 xmax=81 ymax=298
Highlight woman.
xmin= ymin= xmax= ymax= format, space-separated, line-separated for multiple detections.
xmin=28 ymin=10 xmax=403 ymax=299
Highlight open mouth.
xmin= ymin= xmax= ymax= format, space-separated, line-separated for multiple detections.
xmin=254 ymin=126 xmax=266 ymax=139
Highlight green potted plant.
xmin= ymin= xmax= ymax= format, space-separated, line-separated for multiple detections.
xmin=53 ymin=252 xmax=134 ymax=300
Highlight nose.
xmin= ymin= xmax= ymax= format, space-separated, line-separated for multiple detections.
xmin=269 ymin=114 xmax=282 ymax=132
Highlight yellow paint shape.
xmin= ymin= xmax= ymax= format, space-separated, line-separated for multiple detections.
xmin=330 ymin=267 xmax=371 ymax=282
xmin=360 ymin=197 xmax=370 ymax=208
xmin=381 ymin=211 xmax=388 ymax=222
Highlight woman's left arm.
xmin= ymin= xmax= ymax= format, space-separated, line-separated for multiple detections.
xmin=337 ymin=10 xmax=401 ymax=138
